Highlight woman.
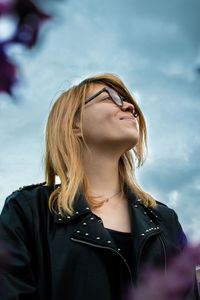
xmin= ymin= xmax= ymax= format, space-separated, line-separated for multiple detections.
xmin=0 ymin=73 xmax=198 ymax=300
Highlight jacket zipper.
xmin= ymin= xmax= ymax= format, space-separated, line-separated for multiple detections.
xmin=158 ymin=235 xmax=167 ymax=274
xmin=71 ymin=237 xmax=133 ymax=284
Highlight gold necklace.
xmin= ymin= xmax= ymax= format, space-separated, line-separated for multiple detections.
xmin=92 ymin=190 xmax=121 ymax=202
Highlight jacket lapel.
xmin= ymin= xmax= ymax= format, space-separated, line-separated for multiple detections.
xmin=53 ymin=184 xmax=162 ymax=255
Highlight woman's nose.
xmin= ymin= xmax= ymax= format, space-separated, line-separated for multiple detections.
xmin=121 ymin=101 xmax=135 ymax=113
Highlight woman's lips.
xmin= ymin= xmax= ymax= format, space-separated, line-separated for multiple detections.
xmin=120 ymin=117 xmax=136 ymax=123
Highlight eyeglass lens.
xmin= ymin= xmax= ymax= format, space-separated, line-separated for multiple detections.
xmin=108 ymin=88 xmax=139 ymax=118
xmin=107 ymin=88 xmax=123 ymax=106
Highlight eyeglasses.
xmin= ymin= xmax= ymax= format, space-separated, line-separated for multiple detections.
xmin=84 ymin=87 xmax=139 ymax=118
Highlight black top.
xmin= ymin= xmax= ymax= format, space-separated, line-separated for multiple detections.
xmin=106 ymin=228 xmax=133 ymax=272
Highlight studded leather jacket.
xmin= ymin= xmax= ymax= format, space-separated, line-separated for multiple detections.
xmin=0 ymin=182 xmax=199 ymax=300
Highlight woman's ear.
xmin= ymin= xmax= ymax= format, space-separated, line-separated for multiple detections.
xmin=73 ymin=123 xmax=82 ymax=137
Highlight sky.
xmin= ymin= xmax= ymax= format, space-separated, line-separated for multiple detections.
xmin=0 ymin=0 xmax=200 ymax=243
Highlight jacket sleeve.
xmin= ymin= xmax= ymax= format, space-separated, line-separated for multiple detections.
xmin=0 ymin=191 xmax=37 ymax=300
xmin=171 ymin=209 xmax=200 ymax=300
xmin=171 ymin=209 xmax=188 ymax=250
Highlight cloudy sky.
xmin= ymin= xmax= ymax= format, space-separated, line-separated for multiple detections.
xmin=0 ymin=0 xmax=200 ymax=242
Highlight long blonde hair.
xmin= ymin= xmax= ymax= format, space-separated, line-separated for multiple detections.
xmin=45 ymin=73 xmax=156 ymax=216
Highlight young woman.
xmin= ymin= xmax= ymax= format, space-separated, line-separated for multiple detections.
xmin=0 ymin=73 xmax=198 ymax=300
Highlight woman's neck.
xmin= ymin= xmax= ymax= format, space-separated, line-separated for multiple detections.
xmin=82 ymin=149 xmax=121 ymax=198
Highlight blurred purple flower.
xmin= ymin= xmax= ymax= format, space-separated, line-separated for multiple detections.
xmin=10 ymin=0 xmax=52 ymax=48
xmin=0 ymin=0 xmax=52 ymax=96
xmin=127 ymin=244 xmax=200 ymax=300
xmin=0 ymin=0 xmax=14 ymax=16
xmin=0 ymin=43 xmax=18 ymax=95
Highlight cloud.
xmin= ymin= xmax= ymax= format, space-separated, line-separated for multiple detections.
xmin=167 ymin=190 xmax=180 ymax=208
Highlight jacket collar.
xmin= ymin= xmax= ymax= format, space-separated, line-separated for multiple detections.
xmin=54 ymin=182 xmax=161 ymax=227
xmin=53 ymin=182 xmax=135 ymax=223
xmin=69 ymin=183 xmax=162 ymax=266
xmin=54 ymin=189 xmax=91 ymax=224
xmin=53 ymin=183 xmax=163 ymax=264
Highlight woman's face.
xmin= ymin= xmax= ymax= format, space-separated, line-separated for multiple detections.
xmin=81 ymin=84 xmax=139 ymax=154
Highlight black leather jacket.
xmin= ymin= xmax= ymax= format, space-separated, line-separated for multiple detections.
xmin=0 ymin=182 xmax=199 ymax=300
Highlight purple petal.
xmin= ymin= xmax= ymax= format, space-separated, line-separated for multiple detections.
xmin=0 ymin=0 xmax=15 ymax=16
xmin=127 ymin=244 xmax=200 ymax=300
xmin=0 ymin=43 xmax=18 ymax=95
xmin=10 ymin=0 xmax=52 ymax=48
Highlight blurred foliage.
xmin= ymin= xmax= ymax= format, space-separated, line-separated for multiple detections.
xmin=0 ymin=0 xmax=52 ymax=96
xmin=128 ymin=244 xmax=200 ymax=300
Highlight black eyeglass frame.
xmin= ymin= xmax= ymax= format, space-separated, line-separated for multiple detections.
xmin=84 ymin=87 xmax=123 ymax=106
xmin=84 ymin=87 xmax=139 ymax=118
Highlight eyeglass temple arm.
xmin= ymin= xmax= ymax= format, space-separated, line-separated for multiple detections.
xmin=84 ymin=87 xmax=107 ymax=104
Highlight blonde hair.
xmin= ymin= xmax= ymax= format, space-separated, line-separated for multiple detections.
xmin=45 ymin=73 xmax=156 ymax=216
